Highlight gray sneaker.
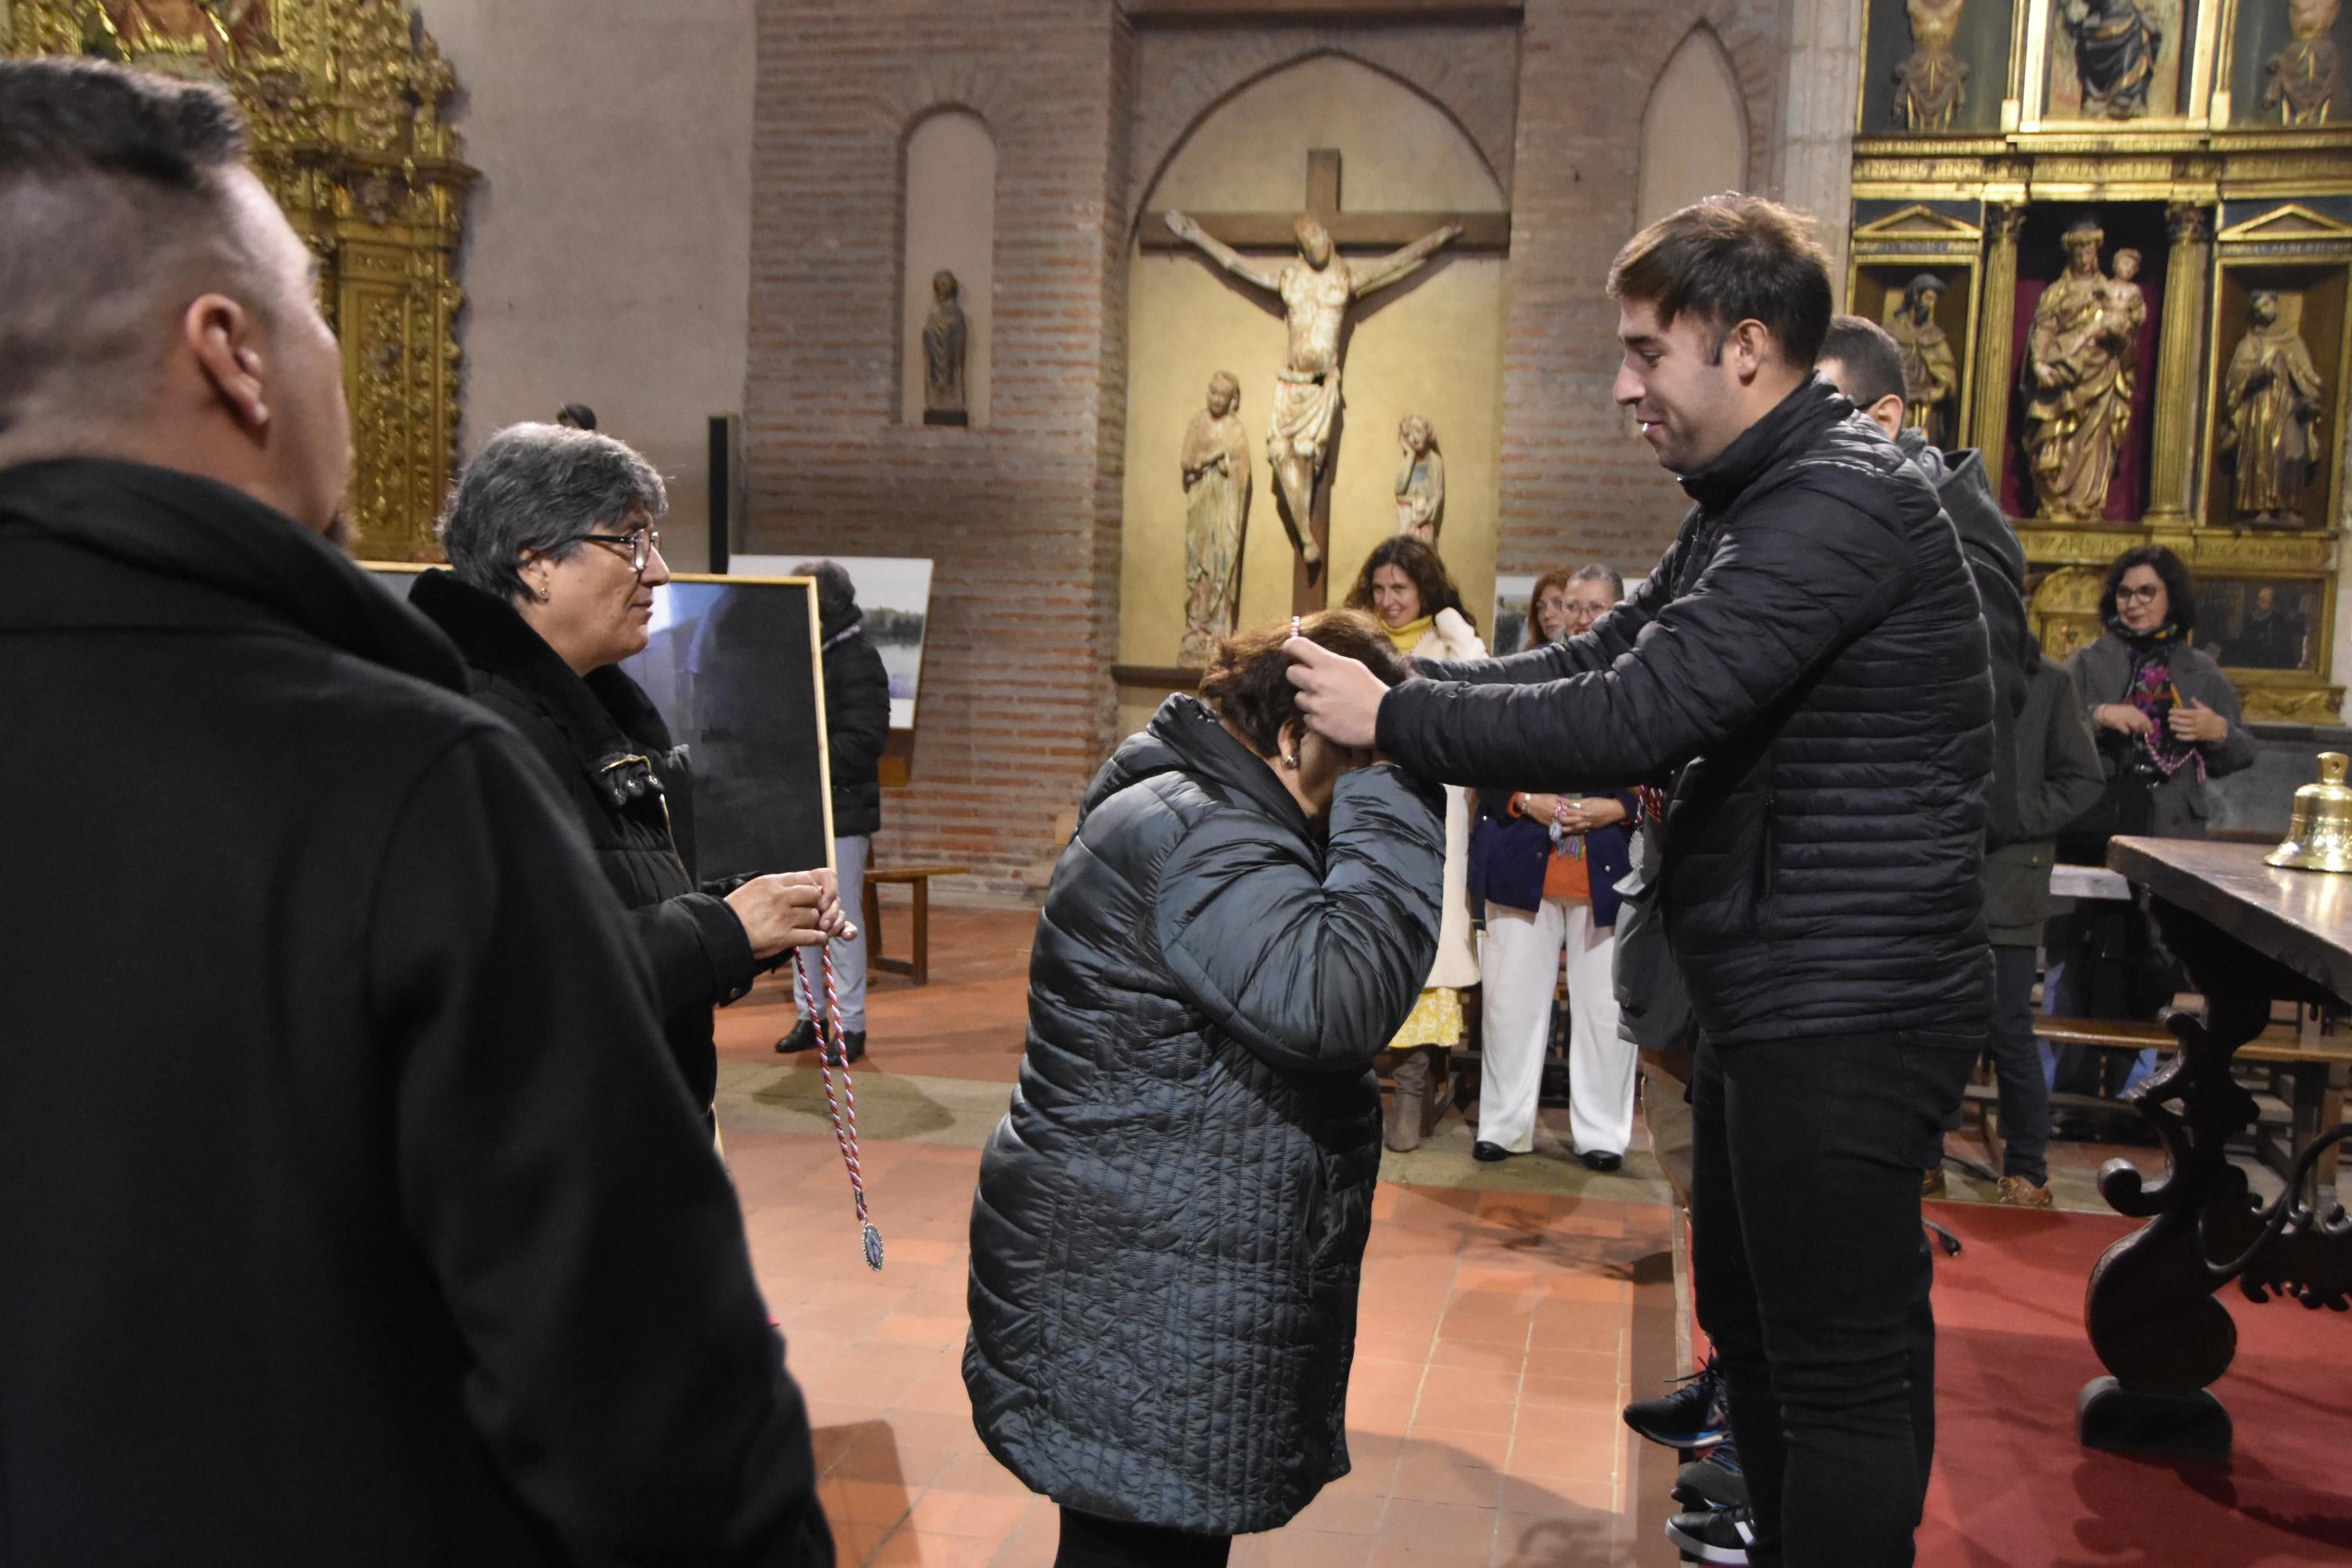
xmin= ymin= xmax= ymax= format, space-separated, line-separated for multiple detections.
xmin=1664 ymin=1504 xmax=1754 ymax=1564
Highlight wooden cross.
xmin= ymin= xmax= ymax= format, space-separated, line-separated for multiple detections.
xmin=1139 ymin=147 xmax=1511 ymax=255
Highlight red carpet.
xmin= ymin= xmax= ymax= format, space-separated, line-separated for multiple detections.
xmin=1918 ymin=1202 xmax=2352 ymax=1566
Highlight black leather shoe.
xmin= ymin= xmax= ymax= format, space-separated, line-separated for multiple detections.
xmin=1472 ymin=1141 xmax=1516 ymax=1163
xmin=822 ymin=1030 xmax=866 ymax=1067
xmin=1580 ymin=1149 xmax=1624 ymax=1173
xmin=774 ymin=1018 xmax=820 ymax=1054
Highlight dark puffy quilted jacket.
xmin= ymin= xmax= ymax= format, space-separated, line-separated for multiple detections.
xmin=818 ymin=612 xmax=891 ymax=839
xmin=1379 ymin=378 xmax=1993 ymax=1044
xmin=963 ymin=695 xmax=1444 ymax=1534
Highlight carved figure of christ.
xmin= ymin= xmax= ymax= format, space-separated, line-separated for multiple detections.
xmin=1163 ymin=197 xmax=1461 ymax=585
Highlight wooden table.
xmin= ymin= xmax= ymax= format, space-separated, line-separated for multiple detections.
xmin=859 ymin=863 xmax=969 ymax=986
xmin=2080 ymin=837 xmax=2352 ymax=1457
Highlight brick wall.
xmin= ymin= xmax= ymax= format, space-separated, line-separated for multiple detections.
xmin=744 ymin=1 xmax=1131 ymax=897
xmin=746 ymin=0 xmax=1810 ymax=899
xmin=1496 ymin=0 xmax=1789 ymax=585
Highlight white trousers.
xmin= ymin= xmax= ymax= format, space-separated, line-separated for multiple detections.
xmin=1478 ymin=898 xmax=1634 ymax=1156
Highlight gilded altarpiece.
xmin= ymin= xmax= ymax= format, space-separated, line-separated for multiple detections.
xmin=1854 ymin=0 xmax=2352 ymax=721
xmin=3 ymin=1 xmax=471 ymax=561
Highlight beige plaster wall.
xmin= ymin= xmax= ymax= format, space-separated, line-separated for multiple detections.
xmin=899 ymin=110 xmax=995 ymax=427
xmin=408 ymin=0 xmax=755 ymax=568
xmin=1120 ymin=55 xmax=1508 ymax=673
xmin=1638 ymin=27 xmax=1749 ymax=230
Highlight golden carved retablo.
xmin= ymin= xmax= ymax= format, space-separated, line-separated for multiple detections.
xmin=5 ymin=1 xmax=471 ymax=561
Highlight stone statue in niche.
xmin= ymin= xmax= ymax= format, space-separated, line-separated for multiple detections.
xmin=2222 ymin=290 xmax=2327 ymax=524
xmin=1894 ymin=0 xmax=1969 ymax=130
xmin=2059 ymin=0 xmax=2163 ymax=119
xmin=2022 ymin=219 xmax=2145 ymax=522
xmin=1180 ymin=372 xmax=1253 ymax=665
xmin=1163 ymin=209 xmax=1461 ymax=575
xmin=922 ymin=270 xmax=968 ymax=427
xmin=1393 ymin=416 xmax=1446 ymax=542
xmin=2264 ymin=0 xmax=2343 ymax=125
xmin=1888 ymin=274 xmax=1959 ymax=449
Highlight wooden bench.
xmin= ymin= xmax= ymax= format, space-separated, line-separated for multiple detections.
xmin=859 ymin=863 xmax=969 ymax=986
xmin=1982 ymin=1014 xmax=2352 ymax=1196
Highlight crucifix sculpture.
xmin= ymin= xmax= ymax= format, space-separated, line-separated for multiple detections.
xmin=1148 ymin=148 xmax=1504 ymax=611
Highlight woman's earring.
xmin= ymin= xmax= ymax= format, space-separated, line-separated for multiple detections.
xmin=1283 ymin=753 xmax=1299 ymax=770
xmin=535 ymin=583 xmax=551 ymax=602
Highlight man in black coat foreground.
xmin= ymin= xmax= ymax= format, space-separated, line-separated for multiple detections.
xmin=0 ymin=60 xmax=831 ymax=1565
xmin=1288 ymin=196 xmax=1993 ymax=1568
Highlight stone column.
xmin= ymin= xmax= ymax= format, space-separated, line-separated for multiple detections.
xmin=1970 ymin=204 xmax=2027 ymax=495
xmin=2144 ymin=203 xmax=2214 ymax=528
xmin=1772 ymin=0 xmax=1865 ymax=299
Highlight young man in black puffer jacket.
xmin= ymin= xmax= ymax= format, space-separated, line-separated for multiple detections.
xmin=1288 ymin=196 xmax=1993 ymax=1568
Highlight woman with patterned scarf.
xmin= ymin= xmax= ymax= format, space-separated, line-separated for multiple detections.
xmin=2052 ymin=544 xmax=2256 ymax=1096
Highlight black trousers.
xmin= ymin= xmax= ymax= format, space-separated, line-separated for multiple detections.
xmin=1053 ymin=1508 xmax=1232 ymax=1567
xmin=1987 ymin=944 xmax=2052 ymax=1184
xmin=1692 ymin=1029 xmax=1979 ymax=1568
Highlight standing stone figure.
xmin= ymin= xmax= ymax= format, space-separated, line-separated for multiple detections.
xmin=2060 ymin=0 xmax=2164 ymax=119
xmin=2223 ymin=289 xmax=2327 ymax=524
xmin=1394 ymin=416 xmax=1446 ymax=542
xmin=922 ymin=270 xmax=968 ymax=426
xmin=1179 ymin=372 xmax=1254 ymax=664
xmin=1163 ymin=209 xmax=1461 ymax=575
xmin=1889 ymin=274 xmax=1959 ymax=449
xmin=2265 ymin=0 xmax=2343 ymax=125
xmin=2022 ymin=219 xmax=2144 ymax=522
xmin=1894 ymin=0 xmax=1969 ymax=130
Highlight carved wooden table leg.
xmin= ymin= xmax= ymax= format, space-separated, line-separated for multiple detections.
xmin=2080 ymin=902 xmax=2278 ymax=1456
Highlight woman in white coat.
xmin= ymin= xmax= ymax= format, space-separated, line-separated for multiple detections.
xmin=1345 ymin=537 xmax=1486 ymax=1150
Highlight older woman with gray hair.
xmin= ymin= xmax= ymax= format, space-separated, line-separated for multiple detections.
xmin=409 ymin=423 xmax=844 ymax=1116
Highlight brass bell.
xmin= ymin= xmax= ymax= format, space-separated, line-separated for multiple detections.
xmin=2267 ymin=752 xmax=2352 ymax=873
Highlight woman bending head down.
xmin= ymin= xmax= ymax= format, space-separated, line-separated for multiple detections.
xmin=965 ymin=611 xmax=1445 ymax=1562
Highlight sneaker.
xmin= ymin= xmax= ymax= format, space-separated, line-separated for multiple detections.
xmin=1997 ymin=1174 xmax=2053 ymax=1208
xmin=1623 ymin=1354 xmax=1729 ymax=1449
xmin=1671 ymin=1443 xmax=1748 ymax=1512
xmin=1664 ymin=1504 xmax=1755 ymax=1564
xmin=822 ymin=1030 xmax=866 ymax=1067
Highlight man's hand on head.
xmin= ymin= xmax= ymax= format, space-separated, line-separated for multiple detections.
xmin=1284 ymin=636 xmax=1388 ymax=750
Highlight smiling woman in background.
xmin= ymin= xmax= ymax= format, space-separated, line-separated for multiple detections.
xmin=409 ymin=423 xmax=842 ymax=1119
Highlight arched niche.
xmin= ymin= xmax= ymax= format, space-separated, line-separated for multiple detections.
xmin=1636 ymin=27 xmax=1748 ymax=230
xmin=1119 ymin=53 xmax=1508 ymax=681
xmin=900 ymin=107 xmax=994 ymax=427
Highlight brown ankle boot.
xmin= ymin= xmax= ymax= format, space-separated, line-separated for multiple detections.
xmin=1387 ymin=1047 xmax=1430 ymax=1152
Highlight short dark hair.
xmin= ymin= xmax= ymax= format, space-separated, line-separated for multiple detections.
xmin=792 ymin=558 xmax=858 ymax=625
xmin=1344 ymin=536 xmax=1475 ymax=631
xmin=1607 ymin=194 xmax=1834 ymax=368
xmin=1199 ymin=609 xmax=1410 ymax=757
xmin=1818 ymin=314 xmax=1908 ymax=411
xmin=2100 ymin=544 xmax=2198 ymax=636
xmin=556 ymin=403 xmax=598 ymax=430
xmin=0 ymin=59 xmax=257 ymax=439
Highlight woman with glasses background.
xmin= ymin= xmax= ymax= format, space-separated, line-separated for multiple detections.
xmin=410 ymin=423 xmax=844 ymax=1119
xmin=1467 ymin=564 xmax=1643 ymax=1169
xmin=2049 ymin=543 xmax=2256 ymax=1099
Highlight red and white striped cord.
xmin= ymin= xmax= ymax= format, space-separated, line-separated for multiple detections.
xmin=794 ymin=944 xmax=883 ymax=1270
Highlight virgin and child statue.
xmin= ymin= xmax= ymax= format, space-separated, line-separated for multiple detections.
xmin=2022 ymin=220 xmax=2145 ymax=522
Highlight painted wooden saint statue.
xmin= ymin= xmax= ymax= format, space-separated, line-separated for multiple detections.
xmin=1393 ymin=416 xmax=1445 ymax=543
xmin=1894 ymin=0 xmax=1969 ymax=130
xmin=1179 ymin=372 xmax=1253 ymax=664
xmin=2222 ymin=290 xmax=2327 ymax=524
xmin=2023 ymin=220 xmax=2144 ymax=522
xmin=2060 ymin=0 xmax=2163 ymax=119
xmin=922 ymin=270 xmax=968 ymax=426
xmin=1889 ymin=274 xmax=1959 ymax=450
xmin=2264 ymin=0 xmax=2343 ymax=125
xmin=1163 ymin=209 xmax=1461 ymax=575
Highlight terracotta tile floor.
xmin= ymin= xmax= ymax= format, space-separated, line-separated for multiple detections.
xmin=717 ymin=906 xmax=1682 ymax=1566
xmin=731 ymin=1130 xmax=1671 ymax=1567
